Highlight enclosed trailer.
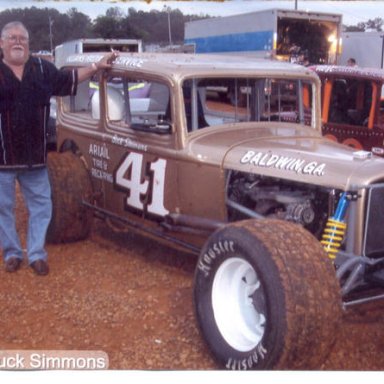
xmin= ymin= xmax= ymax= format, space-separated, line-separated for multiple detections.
xmin=185 ymin=8 xmax=342 ymax=64
xmin=341 ymin=31 xmax=384 ymax=68
xmin=54 ymin=38 xmax=143 ymax=68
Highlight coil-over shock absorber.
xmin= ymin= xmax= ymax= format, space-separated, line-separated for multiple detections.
xmin=321 ymin=192 xmax=349 ymax=259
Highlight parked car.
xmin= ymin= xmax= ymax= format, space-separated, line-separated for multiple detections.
xmin=48 ymin=52 xmax=384 ymax=370
xmin=312 ymin=65 xmax=384 ymax=155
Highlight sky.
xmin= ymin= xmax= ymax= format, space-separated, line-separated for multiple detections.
xmin=1 ymin=0 xmax=384 ymax=26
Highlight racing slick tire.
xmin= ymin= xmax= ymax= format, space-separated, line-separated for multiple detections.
xmin=46 ymin=151 xmax=93 ymax=243
xmin=194 ymin=219 xmax=341 ymax=370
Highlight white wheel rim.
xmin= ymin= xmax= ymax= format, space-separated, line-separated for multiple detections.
xmin=212 ymin=257 xmax=266 ymax=352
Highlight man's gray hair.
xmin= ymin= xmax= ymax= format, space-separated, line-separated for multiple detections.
xmin=1 ymin=21 xmax=29 ymax=39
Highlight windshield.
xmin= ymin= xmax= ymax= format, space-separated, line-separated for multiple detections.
xmin=182 ymin=77 xmax=315 ymax=132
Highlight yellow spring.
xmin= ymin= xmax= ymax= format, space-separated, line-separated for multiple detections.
xmin=320 ymin=218 xmax=347 ymax=259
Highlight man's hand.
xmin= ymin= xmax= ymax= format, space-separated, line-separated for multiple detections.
xmin=77 ymin=50 xmax=119 ymax=83
xmin=95 ymin=50 xmax=119 ymax=70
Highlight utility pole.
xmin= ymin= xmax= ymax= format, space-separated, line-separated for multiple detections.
xmin=164 ymin=6 xmax=172 ymax=46
xmin=49 ymin=16 xmax=54 ymax=54
xmin=381 ymin=34 xmax=384 ymax=69
xmin=295 ymin=0 xmax=298 ymax=10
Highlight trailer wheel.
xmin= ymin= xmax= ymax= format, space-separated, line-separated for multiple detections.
xmin=194 ymin=219 xmax=341 ymax=370
xmin=46 ymin=151 xmax=93 ymax=243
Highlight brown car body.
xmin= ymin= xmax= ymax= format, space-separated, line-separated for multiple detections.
xmin=49 ymin=53 xmax=384 ymax=370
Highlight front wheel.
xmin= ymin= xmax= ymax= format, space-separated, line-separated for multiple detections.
xmin=46 ymin=151 xmax=93 ymax=243
xmin=194 ymin=219 xmax=341 ymax=370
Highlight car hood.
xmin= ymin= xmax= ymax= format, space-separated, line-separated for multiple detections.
xmin=186 ymin=124 xmax=384 ymax=190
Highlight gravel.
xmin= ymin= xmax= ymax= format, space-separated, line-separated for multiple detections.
xmin=0 ymin=188 xmax=383 ymax=370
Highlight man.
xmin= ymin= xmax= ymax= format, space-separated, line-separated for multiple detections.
xmin=0 ymin=21 xmax=117 ymax=276
xmin=347 ymin=57 xmax=357 ymax=67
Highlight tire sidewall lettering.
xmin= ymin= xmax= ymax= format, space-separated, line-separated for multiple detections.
xmin=195 ymin=234 xmax=270 ymax=369
xmin=195 ymin=220 xmax=341 ymax=370
xmin=225 ymin=343 xmax=268 ymax=370
xmin=197 ymin=239 xmax=235 ymax=278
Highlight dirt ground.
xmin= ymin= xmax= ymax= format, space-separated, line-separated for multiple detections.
xmin=0 ymin=189 xmax=384 ymax=371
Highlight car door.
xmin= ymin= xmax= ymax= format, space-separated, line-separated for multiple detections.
xmin=91 ymin=72 xmax=180 ymax=222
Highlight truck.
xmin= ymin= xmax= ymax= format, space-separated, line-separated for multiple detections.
xmin=185 ymin=8 xmax=343 ymax=65
xmin=54 ymin=38 xmax=143 ymax=68
xmin=340 ymin=31 xmax=384 ymax=68
xmin=49 ymin=51 xmax=384 ymax=369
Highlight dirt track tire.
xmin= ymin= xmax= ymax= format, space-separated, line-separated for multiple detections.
xmin=46 ymin=151 xmax=93 ymax=243
xmin=194 ymin=219 xmax=342 ymax=370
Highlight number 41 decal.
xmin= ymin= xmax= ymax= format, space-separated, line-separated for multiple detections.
xmin=115 ymin=152 xmax=169 ymax=216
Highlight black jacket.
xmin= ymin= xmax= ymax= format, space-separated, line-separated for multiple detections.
xmin=0 ymin=56 xmax=77 ymax=169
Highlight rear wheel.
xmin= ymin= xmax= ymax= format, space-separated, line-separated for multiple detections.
xmin=194 ymin=219 xmax=341 ymax=370
xmin=46 ymin=151 xmax=93 ymax=243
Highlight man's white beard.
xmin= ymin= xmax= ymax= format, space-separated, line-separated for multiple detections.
xmin=10 ymin=47 xmax=26 ymax=62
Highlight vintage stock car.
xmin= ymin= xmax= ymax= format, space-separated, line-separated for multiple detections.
xmin=47 ymin=52 xmax=384 ymax=370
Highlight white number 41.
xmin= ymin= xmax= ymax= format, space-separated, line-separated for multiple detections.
xmin=115 ymin=152 xmax=169 ymax=216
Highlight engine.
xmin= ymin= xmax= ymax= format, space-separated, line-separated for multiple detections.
xmin=226 ymin=171 xmax=330 ymax=238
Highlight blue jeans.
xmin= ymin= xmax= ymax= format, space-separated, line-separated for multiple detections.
xmin=0 ymin=167 xmax=52 ymax=264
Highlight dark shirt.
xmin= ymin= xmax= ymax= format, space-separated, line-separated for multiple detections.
xmin=0 ymin=56 xmax=78 ymax=169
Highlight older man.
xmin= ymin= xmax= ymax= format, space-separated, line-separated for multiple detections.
xmin=0 ymin=21 xmax=117 ymax=275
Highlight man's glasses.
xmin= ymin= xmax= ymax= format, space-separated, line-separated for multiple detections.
xmin=2 ymin=35 xmax=29 ymax=44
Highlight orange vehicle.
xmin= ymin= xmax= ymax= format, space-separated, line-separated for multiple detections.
xmin=313 ymin=65 xmax=384 ymax=155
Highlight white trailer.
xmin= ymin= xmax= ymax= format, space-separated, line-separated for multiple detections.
xmin=185 ymin=8 xmax=342 ymax=64
xmin=341 ymin=31 xmax=384 ymax=68
xmin=55 ymin=38 xmax=143 ymax=68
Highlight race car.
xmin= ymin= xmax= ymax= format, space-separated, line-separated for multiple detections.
xmin=48 ymin=52 xmax=384 ymax=370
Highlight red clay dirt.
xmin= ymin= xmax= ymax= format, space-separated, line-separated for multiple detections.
xmin=0 ymin=187 xmax=383 ymax=370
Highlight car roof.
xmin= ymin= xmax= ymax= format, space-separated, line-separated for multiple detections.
xmin=63 ymin=52 xmax=318 ymax=80
xmin=311 ymin=65 xmax=384 ymax=81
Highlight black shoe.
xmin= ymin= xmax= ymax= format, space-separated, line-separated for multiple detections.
xmin=30 ymin=260 xmax=49 ymax=276
xmin=5 ymin=257 xmax=22 ymax=273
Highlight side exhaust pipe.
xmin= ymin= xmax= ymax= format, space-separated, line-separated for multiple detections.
xmin=163 ymin=213 xmax=225 ymax=235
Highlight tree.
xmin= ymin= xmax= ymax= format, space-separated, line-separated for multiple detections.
xmin=92 ymin=15 xmax=121 ymax=38
xmin=345 ymin=17 xmax=384 ymax=32
xmin=344 ymin=24 xmax=365 ymax=32
xmin=0 ymin=5 xmax=209 ymax=50
xmin=92 ymin=7 xmax=126 ymax=38
xmin=0 ymin=6 xmax=93 ymax=51
xmin=105 ymin=7 xmax=125 ymax=20
xmin=365 ymin=17 xmax=383 ymax=31
xmin=66 ymin=8 xmax=92 ymax=39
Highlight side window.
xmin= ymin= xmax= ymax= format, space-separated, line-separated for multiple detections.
xmin=347 ymin=80 xmax=372 ymax=126
xmin=183 ymin=78 xmax=314 ymax=132
xmin=182 ymin=81 xmax=209 ymax=131
xmin=61 ymin=74 xmax=97 ymax=123
xmin=329 ymin=78 xmax=373 ymax=126
xmin=105 ymin=76 xmax=171 ymax=133
xmin=61 ymin=71 xmax=171 ymax=134
xmin=329 ymin=79 xmax=348 ymax=124
xmin=265 ymin=79 xmax=313 ymax=125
